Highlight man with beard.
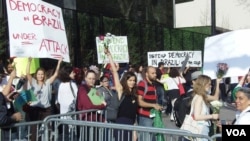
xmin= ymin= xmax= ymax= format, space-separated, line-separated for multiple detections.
xmin=137 ymin=66 xmax=163 ymax=141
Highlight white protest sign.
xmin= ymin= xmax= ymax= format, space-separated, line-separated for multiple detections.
xmin=203 ymin=29 xmax=250 ymax=79
xmin=96 ymin=36 xmax=129 ymax=64
xmin=147 ymin=51 xmax=202 ymax=67
xmin=6 ymin=0 xmax=70 ymax=62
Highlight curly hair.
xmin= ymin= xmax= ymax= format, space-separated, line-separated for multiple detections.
xmin=120 ymin=71 xmax=137 ymax=97
xmin=192 ymin=75 xmax=211 ymax=105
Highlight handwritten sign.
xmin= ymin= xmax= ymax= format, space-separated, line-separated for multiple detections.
xmin=6 ymin=0 xmax=70 ymax=62
xmin=96 ymin=36 xmax=129 ymax=64
xmin=147 ymin=51 xmax=202 ymax=67
xmin=203 ymin=29 xmax=250 ymax=79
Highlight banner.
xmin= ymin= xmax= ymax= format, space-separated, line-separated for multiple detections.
xmin=6 ymin=0 xmax=70 ymax=62
xmin=96 ymin=36 xmax=129 ymax=64
xmin=13 ymin=58 xmax=40 ymax=77
xmin=147 ymin=51 xmax=202 ymax=67
xmin=203 ymin=29 xmax=250 ymax=79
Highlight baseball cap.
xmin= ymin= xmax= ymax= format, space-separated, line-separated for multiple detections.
xmin=191 ymin=71 xmax=202 ymax=80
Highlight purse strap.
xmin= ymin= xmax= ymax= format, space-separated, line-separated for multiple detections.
xmin=189 ymin=95 xmax=197 ymax=116
xmin=69 ymin=81 xmax=76 ymax=98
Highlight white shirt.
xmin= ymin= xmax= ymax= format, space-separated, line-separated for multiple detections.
xmin=160 ymin=76 xmax=186 ymax=90
xmin=58 ymin=82 xmax=78 ymax=119
xmin=230 ymin=76 xmax=239 ymax=84
xmin=234 ymin=106 xmax=250 ymax=125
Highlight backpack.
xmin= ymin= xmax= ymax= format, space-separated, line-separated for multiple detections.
xmin=97 ymin=87 xmax=122 ymax=121
xmin=173 ymin=90 xmax=193 ymax=127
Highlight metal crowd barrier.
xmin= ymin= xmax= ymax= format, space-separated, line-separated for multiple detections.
xmin=0 ymin=120 xmax=44 ymax=141
xmin=43 ymin=118 xmax=214 ymax=141
xmin=0 ymin=109 xmax=217 ymax=141
xmin=0 ymin=109 xmax=101 ymax=141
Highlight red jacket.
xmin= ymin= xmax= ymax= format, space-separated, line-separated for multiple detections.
xmin=77 ymin=84 xmax=105 ymax=122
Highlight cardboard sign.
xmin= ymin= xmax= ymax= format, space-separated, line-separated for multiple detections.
xmin=147 ymin=51 xmax=202 ymax=67
xmin=96 ymin=36 xmax=129 ymax=64
xmin=6 ymin=0 xmax=70 ymax=62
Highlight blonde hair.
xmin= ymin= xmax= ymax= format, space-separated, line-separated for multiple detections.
xmin=193 ymin=75 xmax=211 ymax=105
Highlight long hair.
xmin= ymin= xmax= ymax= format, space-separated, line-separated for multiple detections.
xmin=120 ymin=71 xmax=137 ymax=97
xmin=192 ymin=75 xmax=211 ymax=105
xmin=59 ymin=65 xmax=73 ymax=82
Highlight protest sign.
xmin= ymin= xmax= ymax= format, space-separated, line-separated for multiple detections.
xmin=147 ymin=51 xmax=202 ymax=67
xmin=13 ymin=58 xmax=40 ymax=77
xmin=203 ymin=29 xmax=250 ymax=79
xmin=6 ymin=0 xmax=70 ymax=62
xmin=96 ymin=36 xmax=129 ymax=64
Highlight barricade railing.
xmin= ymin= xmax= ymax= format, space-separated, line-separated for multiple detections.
xmin=0 ymin=109 xmax=101 ymax=141
xmin=0 ymin=109 xmax=218 ymax=141
xmin=43 ymin=109 xmax=102 ymax=121
xmin=211 ymin=133 xmax=222 ymax=140
xmin=43 ymin=118 xmax=214 ymax=141
xmin=0 ymin=120 xmax=44 ymax=141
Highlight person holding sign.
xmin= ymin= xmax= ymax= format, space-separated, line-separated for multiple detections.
xmin=105 ymin=48 xmax=139 ymax=141
xmin=25 ymin=57 xmax=62 ymax=141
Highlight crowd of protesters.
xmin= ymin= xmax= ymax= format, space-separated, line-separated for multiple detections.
xmin=0 ymin=53 xmax=250 ymax=141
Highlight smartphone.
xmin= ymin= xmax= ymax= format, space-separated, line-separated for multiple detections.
xmin=221 ymin=120 xmax=227 ymax=125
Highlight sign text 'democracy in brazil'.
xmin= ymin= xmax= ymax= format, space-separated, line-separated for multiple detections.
xmin=6 ymin=0 xmax=70 ymax=62
xmin=147 ymin=51 xmax=202 ymax=67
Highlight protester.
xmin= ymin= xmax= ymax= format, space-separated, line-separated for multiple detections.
xmin=25 ymin=57 xmax=62 ymax=141
xmin=76 ymin=69 xmax=107 ymax=141
xmin=231 ymin=87 xmax=250 ymax=124
xmin=77 ymin=70 xmax=106 ymax=121
xmin=58 ymin=65 xmax=78 ymax=118
xmin=137 ymin=66 xmax=163 ymax=141
xmin=96 ymin=75 xmax=118 ymax=122
xmin=217 ymin=87 xmax=250 ymax=136
xmin=191 ymin=75 xmax=219 ymax=140
xmin=0 ymin=69 xmax=23 ymax=140
xmin=134 ymin=64 xmax=144 ymax=84
xmin=160 ymin=67 xmax=186 ymax=121
xmin=155 ymin=62 xmax=165 ymax=106
xmin=105 ymin=48 xmax=138 ymax=141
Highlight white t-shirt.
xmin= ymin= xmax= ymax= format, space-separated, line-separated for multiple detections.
xmin=29 ymin=78 xmax=52 ymax=108
xmin=58 ymin=81 xmax=78 ymax=119
xmin=234 ymin=106 xmax=250 ymax=125
xmin=160 ymin=76 xmax=186 ymax=90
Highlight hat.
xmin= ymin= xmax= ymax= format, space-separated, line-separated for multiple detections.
xmin=191 ymin=71 xmax=202 ymax=80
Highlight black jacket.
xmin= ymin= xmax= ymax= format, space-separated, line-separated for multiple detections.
xmin=0 ymin=92 xmax=15 ymax=127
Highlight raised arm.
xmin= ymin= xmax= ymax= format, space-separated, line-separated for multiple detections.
xmin=48 ymin=57 xmax=63 ymax=84
xmin=2 ymin=69 xmax=16 ymax=96
xmin=104 ymin=49 xmax=123 ymax=100
xmin=207 ymin=78 xmax=222 ymax=101
xmin=26 ymin=57 xmax=33 ymax=85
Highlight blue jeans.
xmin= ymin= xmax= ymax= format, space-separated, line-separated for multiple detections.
xmin=156 ymin=85 xmax=166 ymax=106
xmin=138 ymin=116 xmax=156 ymax=141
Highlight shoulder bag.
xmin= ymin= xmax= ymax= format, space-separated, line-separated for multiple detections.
xmin=68 ymin=82 xmax=76 ymax=113
xmin=180 ymin=96 xmax=203 ymax=141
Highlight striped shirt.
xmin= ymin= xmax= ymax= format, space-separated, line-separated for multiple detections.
xmin=137 ymin=79 xmax=157 ymax=117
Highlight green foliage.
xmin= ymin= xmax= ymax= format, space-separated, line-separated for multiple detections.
xmin=64 ymin=13 xmax=210 ymax=66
